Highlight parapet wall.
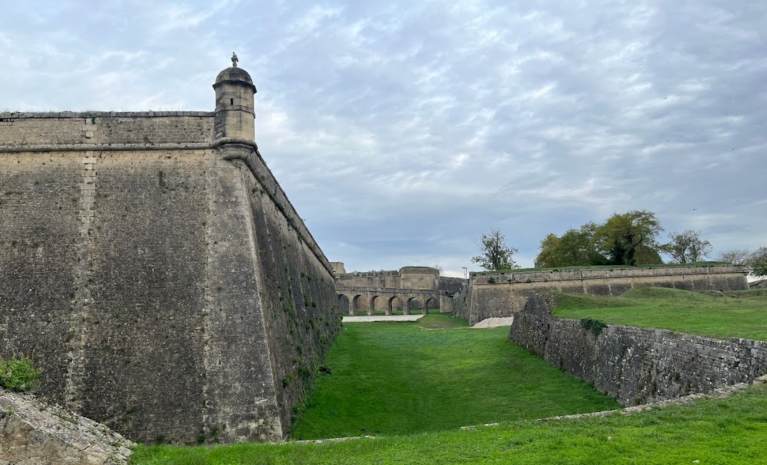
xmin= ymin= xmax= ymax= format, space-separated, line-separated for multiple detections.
xmin=0 ymin=128 xmax=340 ymax=443
xmin=510 ymin=294 xmax=767 ymax=405
xmin=438 ymin=276 xmax=466 ymax=295
xmin=336 ymin=266 xmax=440 ymax=290
xmin=0 ymin=112 xmax=215 ymax=147
xmin=454 ymin=265 xmax=749 ymax=325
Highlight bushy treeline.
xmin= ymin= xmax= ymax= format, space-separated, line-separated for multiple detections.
xmin=535 ymin=210 xmax=665 ymax=268
xmin=534 ymin=210 xmax=766 ymax=275
xmin=473 ymin=210 xmax=765 ymax=274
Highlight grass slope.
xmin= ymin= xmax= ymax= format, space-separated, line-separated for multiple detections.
xmin=291 ymin=314 xmax=618 ymax=439
xmin=553 ymin=287 xmax=767 ymax=341
xmin=132 ymin=382 xmax=767 ymax=464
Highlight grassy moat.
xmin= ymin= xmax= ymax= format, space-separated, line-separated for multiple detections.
xmin=291 ymin=314 xmax=618 ymax=439
xmin=132 ymin=290 xmax=767 ymax=464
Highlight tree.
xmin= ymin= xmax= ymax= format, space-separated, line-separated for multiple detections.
xmin=718 ymin=248 xmax=751 ymax=266
xmin=535 ymin=233 xmax=560 ymax=268
xmin=593 ymin=210 xmax=663 ymax=266
xmin=554 ymin=222 xmax=607 ymax=267
xmin=661 ymin=230 xmax=712 ymax=264
xmin=749 ymin=247 xmax=767 ymax=276
xmin=471 ymin=228 xmax=519 ymax=271
xmin=536 ymin=224 xmax=606 ymax=268
xmin=635 ymin=244 xmax=664 ymax=265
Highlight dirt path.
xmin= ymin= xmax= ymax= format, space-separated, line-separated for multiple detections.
xmin=472 ymin=317 xmax=514 ymax=328
xmin=342 ymin=315 xmax=426 ymax=322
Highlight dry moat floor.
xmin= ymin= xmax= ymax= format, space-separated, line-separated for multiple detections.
xmin=291 ymin=313 xmax=618 ymax=439
xmin=132 ymin=290 xmax=767 ymax=464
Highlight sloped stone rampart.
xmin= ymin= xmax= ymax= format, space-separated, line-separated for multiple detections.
xmin=509 ymin=294 xmax=767 ymax=406
xmin=0 ymin=388 xmax=132 ymax=465
xmin=0 ymin=116 xmax=341 ymax=444
xmin=455 ymin=265 xmax=749 ymax=325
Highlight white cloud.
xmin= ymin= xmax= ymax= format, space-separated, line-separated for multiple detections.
xmin=1 ymin=0 xmax=765 ymax=270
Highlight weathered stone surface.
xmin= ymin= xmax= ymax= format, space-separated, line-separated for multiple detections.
xmin=751 ymin=279 xmax=767 ymax=289
xmin=510 ymin=294 xmax=767 ymax=406
xmin=334 ymin=265 xmax=465 ymax=315
xmin=0 ymin=388 xmax=132 ymax=465
xmin=0 ymin=64 xmax=342 ymax=444
xmin=454 ymin=266 xmax=749 ymax=325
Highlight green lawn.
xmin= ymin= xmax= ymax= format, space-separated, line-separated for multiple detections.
xmin=290 ymin=314 xmax=618 ymax=440
xmin=553 ymin=287 xmax=767 ymax=341
xmin=131 ymin=382 xmax=767 ymax=464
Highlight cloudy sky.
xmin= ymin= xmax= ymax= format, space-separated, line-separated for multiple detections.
xmin=1 ymin=1 xmax=765 ymax=277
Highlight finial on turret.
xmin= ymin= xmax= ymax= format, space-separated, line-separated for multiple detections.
xmin=231 ymin=52 xmax=239 ymax=68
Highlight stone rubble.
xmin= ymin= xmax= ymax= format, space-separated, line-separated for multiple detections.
xmin=0 ymin=388 xmax=132 ymax=465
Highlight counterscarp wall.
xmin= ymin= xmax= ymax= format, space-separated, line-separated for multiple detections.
xmin=510 ymin=294 xmax=767 ymax=406
xmin=454 ymin=265 xmax=749 ymax=325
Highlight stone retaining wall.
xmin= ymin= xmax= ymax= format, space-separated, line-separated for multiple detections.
xmin=455 ymin=265 xmax=748 ymax=325
xmin=509 ymin=294 xmax=767 ymax=406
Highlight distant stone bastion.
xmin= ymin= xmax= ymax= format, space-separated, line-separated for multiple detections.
xmin=453 ymin=265 xmax=749 ymax=325
xmin=333 ymin=264 xmax=466 ymax=314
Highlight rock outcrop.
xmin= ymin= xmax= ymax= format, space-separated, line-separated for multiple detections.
xmin=0 ymin=388 xmax=132 ymax=465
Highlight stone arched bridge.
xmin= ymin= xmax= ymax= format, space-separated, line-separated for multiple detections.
xmin=337 ymin=287 xmax=452 ymax=315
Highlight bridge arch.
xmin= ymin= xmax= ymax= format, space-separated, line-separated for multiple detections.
xmin=338 ymin=294 xmax=350 ymax=315
xmin=387 ymin=295 xmax=403 ymax=315
xmin=406 ymin=296 xmax=423 ymax=314
xmin=425 ymin=296 xmax=440 ymax=313
xmin=351 ymin=294 xmax=363 ymax=316
xmin=370 ymin=295 xmax=380 ymax=315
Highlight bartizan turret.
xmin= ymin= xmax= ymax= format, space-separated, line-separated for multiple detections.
xmin=213 ymin=52 xmax=257 ymax=157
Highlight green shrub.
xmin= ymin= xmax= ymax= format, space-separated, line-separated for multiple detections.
xmin=579 ymin=318 xmax=608 ymax=337
xmin=0 ymin=357 xmax=42 ymax=392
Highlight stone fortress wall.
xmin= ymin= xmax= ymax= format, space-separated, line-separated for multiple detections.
xmin=0 ymin=63 xmax=341 ymax=444
xmin=0 ymin=112 xmax=214 ymax=147
xmin=454 ymin=265 xmax=749 ymax=325
xmin=334 ymin=265 xmax=466 ymax=314
xmin=510 ymin=294 xmax=767 ymax=406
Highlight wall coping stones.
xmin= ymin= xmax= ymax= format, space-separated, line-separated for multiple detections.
xmin=0 ymin=111 xmax=215 ymax=119
xmin=0 ymin=142 xmax=214 ymax=153
xmin=399 ymin=266 xmax=440 ymax=274
xmin=238 ymin=146 xmax=334 ymax=276
xmin=338 ymin=271 xmax=401 ymax=278
xmin=337 ymin=286 xmax=444 ymax=292
xmin=473 ymin=265 xmax=748 ymax=285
